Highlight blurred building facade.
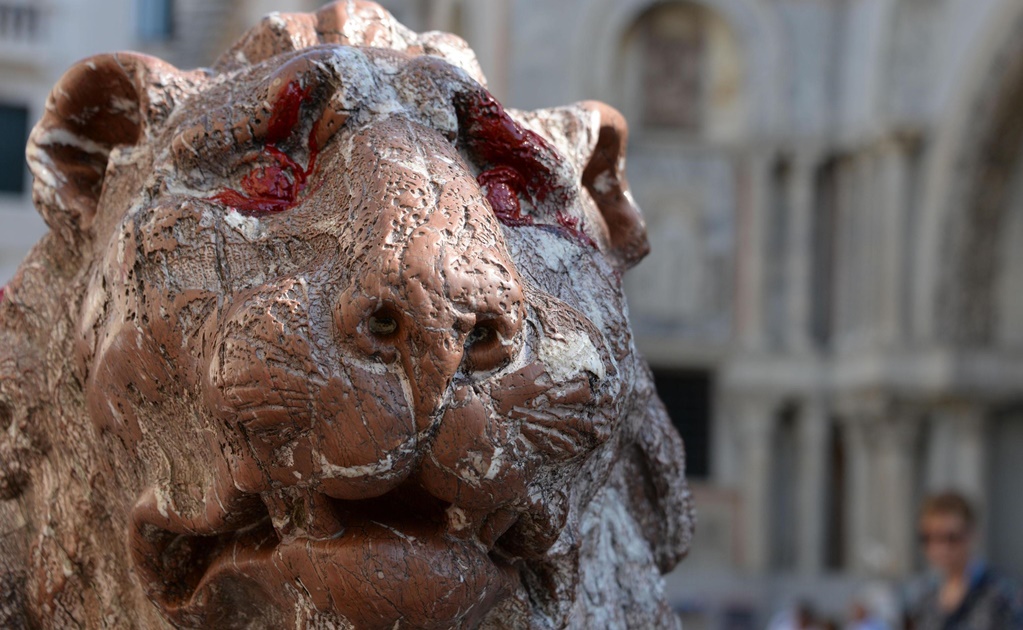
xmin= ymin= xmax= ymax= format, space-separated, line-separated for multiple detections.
xmin=3 ymin=0 xmax=1023 ymax=625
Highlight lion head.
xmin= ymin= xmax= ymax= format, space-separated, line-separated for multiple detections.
xmin=0 ymin=2 xmax=693 ymax=628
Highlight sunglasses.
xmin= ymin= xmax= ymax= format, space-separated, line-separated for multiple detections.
xmin=918 ymin=530 xmax=966 ymax=546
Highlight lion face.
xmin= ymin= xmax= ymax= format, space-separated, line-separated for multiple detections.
xmin=3 ymin=3 xmax=692 ymax=629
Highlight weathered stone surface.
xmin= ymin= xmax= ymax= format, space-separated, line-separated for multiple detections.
xmin=0 ymin=2 xmax=693 ymax=627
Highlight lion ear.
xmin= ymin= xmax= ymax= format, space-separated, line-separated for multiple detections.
xmin=513 ymin=101 xmax=650 ymax=271
xmin=27 ymin=53 xmax=186 ymax=241
xmin=576 ymin=101 xmax=650 ymax=271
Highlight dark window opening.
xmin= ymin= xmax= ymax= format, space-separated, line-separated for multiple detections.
xmin=770 ymin=406 xmax=799 ymax=570
xmin=640 ymin=10 xmax=705 ymax=130
xmin=811 ymin=159 xmax=839 ymax=349
xmin=137 ymin=0 xmax=174 ymax=42
xmin=651 ymin=368 xmax=712 ymax=478
xmin=766 ymin=158 xmax=792 ymax=348
xmin=0 ymin=104 xmax=29 ymax=195
xmin=824 ymin=420 xmax=846 ymax=570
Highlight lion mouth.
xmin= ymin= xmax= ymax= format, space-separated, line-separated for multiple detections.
xmin=131 ymin=481 xmax=524 ymax=629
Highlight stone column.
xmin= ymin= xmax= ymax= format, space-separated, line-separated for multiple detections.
xmin=925 ymin=403 xmax=988 ymax=511
xmin=874 ymin=408 xmax=923 ymax=576
xmin=734 ymin=397 xmax=778 ymax=572
xmin=796 ymin=398 xmax=829 ymax=573
xmin=842 ymin=410 xmax=876 ymax=573
xmin=843 ymin=401 xmax=924 ymax=576
xmin=736 ymin=154 xmax=771 ymax=352
xmin=873 ymin=137 xmax=914 ymax=346
xmin=832 ymin=158 xmax=855 ymax=350
xmin=784 ymin=153 xmax=817 ymax=354
xmin=848 ymin=156 xmax=874 ymax=349
xmin=861 ymin=152 xmax=884 ymax=346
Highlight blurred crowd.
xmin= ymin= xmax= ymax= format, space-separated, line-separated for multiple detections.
xmin=766 ymin=492 xmax=1023 ymax=630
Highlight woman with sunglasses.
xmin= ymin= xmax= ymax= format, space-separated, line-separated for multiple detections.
xmin=906 ymin=492 xmax=1023 ymax=629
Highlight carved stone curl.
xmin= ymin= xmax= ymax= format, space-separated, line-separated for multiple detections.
xmin=0 ymin=2 xmax=693 ymax=628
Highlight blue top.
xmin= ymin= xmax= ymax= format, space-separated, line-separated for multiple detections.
xmin=907 ymin=561 xmax=1023 ymax=630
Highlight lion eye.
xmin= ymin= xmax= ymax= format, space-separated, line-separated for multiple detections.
xmin=368 ymin=315 xmax=398 ymax=336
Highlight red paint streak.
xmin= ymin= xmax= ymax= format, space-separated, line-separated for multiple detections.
xmin=458 ymin=89 xmax=557 ymax=202
xmin=459 ymin=88 xmax=595 ymax=249
xmin=555 ymin=211 xmax=597 ymax=249
xmin=478 ymin=166 xmax=533 ymax=226
xmin=211 ymin=80 xmax=321 ymax=216
xmin=267 ymin=80 xmax=307 ymax=145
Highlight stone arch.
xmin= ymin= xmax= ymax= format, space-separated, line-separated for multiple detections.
xmin=572 ymin=0 xmax=782 ymax=142
xmin=615 ymin=3 xmax=741 ymax=141
xmin=914 ymin=1 xmax=1023 ymax=345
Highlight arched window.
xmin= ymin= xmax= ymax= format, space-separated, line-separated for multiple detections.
xmin=639 ymin=5 xmax=705 ymax=129
xmin=618 ymin=2 xmax=743 ymax=140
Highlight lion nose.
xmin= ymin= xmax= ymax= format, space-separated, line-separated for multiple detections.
xmin=334 ymin=255 xmax=526 ymax=381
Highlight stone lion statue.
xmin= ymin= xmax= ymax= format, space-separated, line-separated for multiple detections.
xmin=0 ymin=2 xmax=693 ymax=628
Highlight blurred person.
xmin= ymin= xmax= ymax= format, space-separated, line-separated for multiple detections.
xmin=906 ymin=491 xmax=1023 ymax=629
xmin=767 ymin=601 xmax=823 ymax=630
xmin=846 ymin=599 xmax=889 ymax=630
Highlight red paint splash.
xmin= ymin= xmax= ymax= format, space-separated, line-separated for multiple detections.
xmin=458 ymin=89 xmax=557 ymax=202
xmin=212 ymin=80 xmax=322 ymax=216
xmin=457 ymin=88 xmax=595 ymax=249
xmin=267 ymin=80 xmax=308 ymax=145
xmin=553 ymin=211 xmax=597 ymax=249
xmin=478 ymin=166 xmax=532 ymax=226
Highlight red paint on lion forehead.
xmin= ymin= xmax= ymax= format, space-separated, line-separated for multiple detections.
xmin=266 ymin=79 xmax=309 ymax=145
xmin=460 ymin=88 xmax=597 ymax=248
xmin=211 ymin=79 xmax=323 ymax=215
xmin=478 ymin=166 xmax=533 ymax=227
xmin=458 ymin=88 xmax=559 ymax=201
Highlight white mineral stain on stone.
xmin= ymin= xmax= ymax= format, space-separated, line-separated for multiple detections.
xmin=538 ymin=330 xmax=605 ymax=382
xmin=154 ymin=487 xmax=171 ymax=519
xmin=315 ymin=429 xmax=414 ymax=479
xmin=484 ymin=447 xmax=505 ymax=480
xmin=371 ymin=521 xmax=416 ymax=543
xmin=26 ymin=144 xmax=59 ymax=188
xmin=116 ymin=229 xmax=127 ymax=266
xmin=275 ymin=443 xmax=296 ymax=468
xmin=108 ymin=94 xmax=139 ymax=116
xmin=105 ymin=400 xmax=123 ymax=427
xmin=266 ymin=12 xmax=286 ymax=29
xmin=80 ymin=279 xmax=109 ymax=337
xmin=591 ymin=170 xmax=616 ymax=195
xmin=224 ymin=209 xmax=262 ymax=240
xmin=446 ymin=505 xmax=469 ymax=531
xmin=340 ymin=355 xmax=389 ymax=375
xmin=397 ymin=370 xmax=416 ymax=426
xmin=35 ymin=127 xmax=110 ymax=156
xmin=530 ymin=228 xmax=577 ymax=272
